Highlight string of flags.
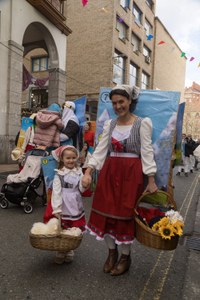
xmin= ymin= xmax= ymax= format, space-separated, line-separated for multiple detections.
xmin=82 ymin=1 xmax=199 ymax=68
xmin=147 ymin=35 xmax=199 ymax=67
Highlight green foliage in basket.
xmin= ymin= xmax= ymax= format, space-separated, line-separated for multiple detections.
xmin=141 ymin=192 xmax=169 ymax=207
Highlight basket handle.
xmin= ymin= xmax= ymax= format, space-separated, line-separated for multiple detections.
xmin=57 ymin=215 xmax=62 ymax=234
xmin=135 ymin=190 xmax=177 ymax=210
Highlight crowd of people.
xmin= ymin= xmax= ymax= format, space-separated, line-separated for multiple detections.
xmin=176 ymin=134 xmax=200 ymax=177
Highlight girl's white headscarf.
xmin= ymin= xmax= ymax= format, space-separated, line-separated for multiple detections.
xmin=52 ymin=145 xmax=79 ymax=162
xmin=60 ymin=101 xmax=79 ymax=142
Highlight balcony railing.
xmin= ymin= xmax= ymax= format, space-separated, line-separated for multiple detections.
xmin=26 ymin=0 xmax=72 ymax=35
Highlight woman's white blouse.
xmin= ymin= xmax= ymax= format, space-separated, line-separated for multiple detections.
xmin=87 ymin=117 xmax=157 ymax=176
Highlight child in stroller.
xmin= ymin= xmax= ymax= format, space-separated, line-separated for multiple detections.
xmin=0 ymin=149 xmax=47 ymax=214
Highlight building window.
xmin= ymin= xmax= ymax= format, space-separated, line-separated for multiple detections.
xmin=143 ymin=45 xmax=151 ymax=58
xmin=131 ymin=33 xmax=141 ymax=54
xmin=144 ymin=19 xmax=153 ymax=36
xmin=32 ymin=56 xmax=49 ymax=72
xmin=116 ymin=16 xmax=128 ymax=41
xmin=146 ymin=0 xmax=154 ymax=10
xmin=113 ymin=51 xmax=125 ymax=85
xmin=133 ymin=3 xmax=142 ymax=25
xmin=120 ymin=0 xmax=130 ymax=9
xmin=141 ymin=72 xmax=150 ymax=89
xmin=129 ymin=63 xmax=139 ymax=86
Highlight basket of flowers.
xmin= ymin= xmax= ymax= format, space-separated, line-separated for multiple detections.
xmin=134 ymin=190 xmax=184 ymax=250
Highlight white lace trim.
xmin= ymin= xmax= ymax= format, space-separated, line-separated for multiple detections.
xmin=86 ymin=226 xmax=134 ymax=245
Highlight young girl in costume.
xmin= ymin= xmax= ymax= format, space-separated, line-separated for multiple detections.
xmin=51 ymin=145 xmax=86 ymax=264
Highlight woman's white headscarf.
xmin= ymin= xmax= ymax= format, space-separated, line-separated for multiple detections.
xmin=111 ymin=85 xmax=140 ymax=101
xmin=60 ymin=101 xmax=79 ymax=142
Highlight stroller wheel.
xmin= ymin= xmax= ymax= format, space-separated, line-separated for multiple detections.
xmin=24 ymin=204 xmax=33 ymax=214
xmin=0 ymin=197 xmax=9 ymax=209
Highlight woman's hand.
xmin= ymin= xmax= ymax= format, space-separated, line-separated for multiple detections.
xmin=82 ymin=174 xmax=92 ymax=189
xmin=144 ymin=175 xmax=158 ymax=194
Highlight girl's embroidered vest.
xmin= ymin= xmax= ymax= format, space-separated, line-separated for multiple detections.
xmin=107 ymin=117 xmax=143 ymax=155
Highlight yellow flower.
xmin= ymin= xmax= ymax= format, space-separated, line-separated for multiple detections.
xmin=152 ymin=223 xmax=160 ymax=232
xmin=174 ymin=220 xmax=184 ymax=227
xmin=159 ymin=224 xmax=175 ymax=240
xmin=157 ymin=217 xmax=169 ymax=226
xmin=173 ymin=221 xmax=183 ymax=236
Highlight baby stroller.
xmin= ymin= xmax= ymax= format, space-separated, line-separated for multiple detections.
xmin=0 ymin=149 xmax=47 ymax=214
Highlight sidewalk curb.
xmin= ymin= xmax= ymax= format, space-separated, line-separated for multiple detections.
xmin=182 ymin=195 xmax=200 ymax=300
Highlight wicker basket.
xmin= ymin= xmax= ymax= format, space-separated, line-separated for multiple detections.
xmin=29 ymin=219 xmax=83 ymax=251
xmin=134 ymin=190 xmax=179 ymax=251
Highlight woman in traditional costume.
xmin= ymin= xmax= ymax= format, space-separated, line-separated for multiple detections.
xmin=82 ymin=85 xmax=158 ymax=276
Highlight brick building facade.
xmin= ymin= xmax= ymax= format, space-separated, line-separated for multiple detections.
xmin=65 ymin=0 xmax=186 ymax=119
xmin=183 ymin=82 xmax=200 ymax=139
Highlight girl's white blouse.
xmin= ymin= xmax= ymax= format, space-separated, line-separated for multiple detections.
xmin=87 ymin=117 xmax=157 ymax=176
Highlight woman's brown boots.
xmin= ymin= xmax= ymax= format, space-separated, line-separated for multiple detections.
xmin=103 ymin=248 xmax=118 ymax=273
xmin=110 ymin=254 xmax=131 ymax=276
xmin=103 ymin=248 xmax=131 ymax=276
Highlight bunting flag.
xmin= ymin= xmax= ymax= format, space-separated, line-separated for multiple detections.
xmin=118 ymin=16 xmax=124 ymax=23
xmin=22 ymin=65 xmax=49 ymax=91
xmin=22 ymin=65 xmax=33 ymax=91
xmin=181 ymin=52 xmax=186 ymax=57
xmin=158 ymin=40 xmax=165 ymax=45
xmin=82 ymin=0 xmax=88 ymax=6
xmin=198 ymin=63 xmax=200 ymax=68
xmin=190 ymin=57 xmax=195 ymax=62
xmin=147 ymin=34 xmax=153 ymax=41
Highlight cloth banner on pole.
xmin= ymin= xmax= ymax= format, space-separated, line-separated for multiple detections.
xmin=95 ymin=88 xmax=180 ymax=190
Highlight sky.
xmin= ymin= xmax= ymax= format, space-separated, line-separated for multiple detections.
xmin=155 ymin=0 xmax=200 ymax=87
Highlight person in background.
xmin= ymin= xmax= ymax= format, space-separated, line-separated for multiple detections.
xmin=33 ymin=103 xmax=64 ymax=150
xmin=11 ymin=113 xmax=37 ymax=171
xmin=186 ymin=134 xmax=196 ymax=173
xmin=83 ymin=121 xmax=95 ymax=153
xmin=51 ymin=145 xmax=86 ymax=264
xmin=176 ymin=133 xmax=190 ymax=177
xmin=60 ymin=101 xmax=80 ymax=147
xmin=82 ymin=85 xmax=158 ymax=276
xmin=194 ymin=138 xmax=200 ymax=170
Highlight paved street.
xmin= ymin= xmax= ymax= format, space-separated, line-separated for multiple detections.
xmin=0 ymin=167 xmax=199 ymax=300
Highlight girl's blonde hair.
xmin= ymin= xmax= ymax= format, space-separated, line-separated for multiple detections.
xmin=58 ymin=147 xmax=78 ymax=169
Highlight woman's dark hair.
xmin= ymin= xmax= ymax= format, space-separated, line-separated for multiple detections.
xmin=109 ymin=88 xmax=138 ymax=112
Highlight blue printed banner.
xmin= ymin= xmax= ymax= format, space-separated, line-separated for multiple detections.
xmin=74 ymin=96 xmax=87 ymax=127
xmin=95 ymin=88 xmax=180 ymax=190
xmin=175 ymin=102 xmax=185 ymax=165
xmin=17 ymin=117 xmax=34 ymax=148
xmin=41 ymin=155 xmax=58 ymax=202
